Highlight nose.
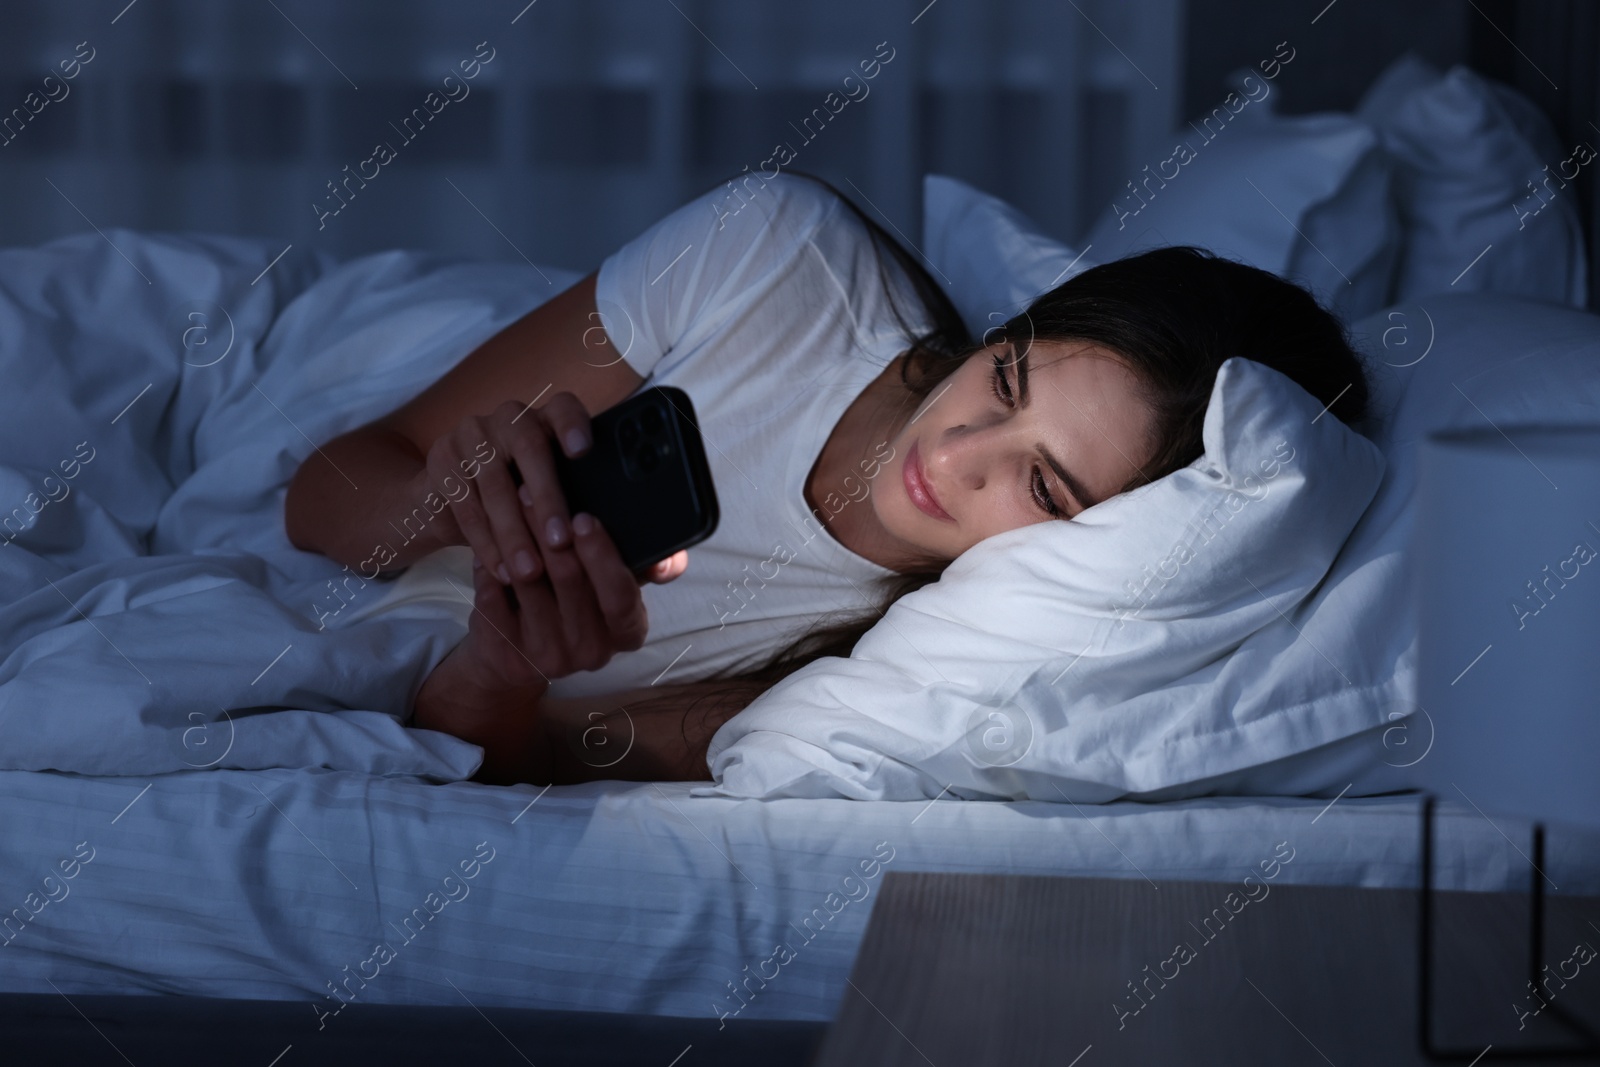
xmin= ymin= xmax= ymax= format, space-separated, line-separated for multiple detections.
xmin=927 ymin=420 xmax=1013 ymax=494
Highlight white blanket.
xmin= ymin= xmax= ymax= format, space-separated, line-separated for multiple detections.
xmin=0 ymin=229 xmax=575 ymax=778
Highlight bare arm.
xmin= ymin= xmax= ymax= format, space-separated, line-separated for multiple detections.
xmin=413 ymin=641 xmax=739 ymax=785
xmin=282 ymin=427 xmax=450 ymax=574
xmin=283 ymin=272 xmax=645 ymax=575
xmin=539 ymin=684 xmax=743 ymax=784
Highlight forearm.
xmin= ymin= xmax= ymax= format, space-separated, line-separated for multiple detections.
xmin=539 ymin=684 xmax=742 ymax=785
xmin=414 ymin=660 xmax=734 ymax=786
xmin=413 ymin=644 xmax=554 ymax=786
xmin=284 ymin=426 xmax=459 ymax=573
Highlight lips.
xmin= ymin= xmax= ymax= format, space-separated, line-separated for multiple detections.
xmin=903 ymin=439 xmax=953 ymax=521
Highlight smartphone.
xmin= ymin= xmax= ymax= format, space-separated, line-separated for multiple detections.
xmin=514 ymin=385 xmax=719 ymax=579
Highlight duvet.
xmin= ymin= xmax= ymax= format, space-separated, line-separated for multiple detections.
xmin=0 ymin=228 xmax=573 ymax=779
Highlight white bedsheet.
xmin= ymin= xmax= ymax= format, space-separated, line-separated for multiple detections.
xmin=3 ymin=768 xmax=1596 ymax=1020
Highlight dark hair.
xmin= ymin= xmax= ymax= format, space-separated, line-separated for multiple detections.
xmin=626 ymin=171 xmax=1371 ymax=773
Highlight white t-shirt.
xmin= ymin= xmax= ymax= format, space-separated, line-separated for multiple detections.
xmin=343 ymin=173 xmax=937 ymax=700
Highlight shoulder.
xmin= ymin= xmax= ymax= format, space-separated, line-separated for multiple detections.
xmin=701 ymin=172 xmax=850 ymax=242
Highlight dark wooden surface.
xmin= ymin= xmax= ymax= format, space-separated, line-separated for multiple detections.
xmin=814 ymin=871 xmax=1600 ymax=1066
xmin=0 ymin=993 xmax=826 ymax=1067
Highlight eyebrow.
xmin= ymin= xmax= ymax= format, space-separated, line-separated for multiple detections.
xmin=1013 ymin=344 xmax=1101 ymax=511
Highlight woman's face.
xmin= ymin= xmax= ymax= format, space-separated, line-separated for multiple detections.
xmin=872 ymin=338 xmax=1159 ymax=566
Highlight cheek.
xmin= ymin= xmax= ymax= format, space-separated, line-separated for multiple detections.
xmin=876 ymin=454 xmax=903 ymax=515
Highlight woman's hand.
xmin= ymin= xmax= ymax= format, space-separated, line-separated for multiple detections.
xmin=413 ymin=515 xmax=685 ymax=784
xmin=420 ymin=392 xmax=689 ymax=587
xmin=421 ymin=392 xmax=588 ymax=585
xmin=457 ymin=509 xmax=672 ymax=692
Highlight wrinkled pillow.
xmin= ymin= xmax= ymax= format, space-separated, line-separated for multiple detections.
xmin=921 ymin=173 xmax=1100 ymax=341
xmin=1076 ymin=89 xmax=1399 ymax=323
xmin=694 ymin=293 xmax=1600 ymax=803
xmin=923 ymin=103 xmax=1398 ymax=337
xmin=693 ymin=355 xmax=1387 ymax=802
xmin=1359 ymin=58 xmax=1589 ymax=308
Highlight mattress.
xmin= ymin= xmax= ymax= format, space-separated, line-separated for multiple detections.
xmin=3 ymin=767 xmax=1595 ymax=1021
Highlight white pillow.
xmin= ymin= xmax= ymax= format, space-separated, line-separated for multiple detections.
xmin=693 ymin=356 xmax=1387 ymax=802
xmin=921 ymin=173 xmax=1100 ymax=342
xmin=694 ymin=292 xmax=1600 ymax=802
xmin=924 ymin=127 xmax=1396 ymax=342
xmin=1076 ymin=99 xmax=1399 ymax=323
xmin=1359 ymin=60 xmax=1589 ymax=308
xmin=1353 ymin=50 xmax=1443 ymax=121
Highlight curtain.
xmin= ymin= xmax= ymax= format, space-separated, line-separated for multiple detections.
xmin=0 ymin=0 xmax=1183 ymax=271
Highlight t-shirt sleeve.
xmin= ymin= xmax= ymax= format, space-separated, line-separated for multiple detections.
xmin=594 ymin=173 xmax=841 ymax=381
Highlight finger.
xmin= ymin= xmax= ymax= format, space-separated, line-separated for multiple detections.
xmin=469 ymin=416 xmax=545 ymax=584
xmin=468 ymin=553 xmax=542 ymax=687
xmin=539 ymin=391 xmax=595 ymax=458
xmin=427 ymin=473 xmax=467 ymax=547
xmin=539 ymin=512 xmax=614 ymax=671
xmin=643 ymin=550 xmax=689 ymax=586
xmin=430 ymin=432 xmax=504 ymax=582
xmin=503 ymin=565 xmax=570 ymax=680
xmin=494 ymin=509 xmax=592 ymax=681
xmin=504 ymin=407 xmax=574 ymax=563
xmin=571 ymin=512 xmax=649 ymax=653
xmin=468 ymin=554 xmax=511 ymax=636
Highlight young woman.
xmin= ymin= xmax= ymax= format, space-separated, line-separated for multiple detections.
xmin=284 ymin=171 xmax=1370 ymax=787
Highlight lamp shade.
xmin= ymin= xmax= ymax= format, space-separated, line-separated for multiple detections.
xmin=1413 ymin=425 xmax=1600 ymax=831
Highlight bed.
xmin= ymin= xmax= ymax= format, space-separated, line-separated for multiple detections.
xmin=3 ymin=10 xmax=1600 ymax=1057
xmin=5 ymin=771 xmax=1598 ymax=1019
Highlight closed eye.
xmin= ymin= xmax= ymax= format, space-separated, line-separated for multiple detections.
xmin=991 ymin=352 xmax=1066 ymax=518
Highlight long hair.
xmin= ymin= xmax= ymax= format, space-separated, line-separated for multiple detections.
xmin=619 ymin=170 xmax=1372 ymax=774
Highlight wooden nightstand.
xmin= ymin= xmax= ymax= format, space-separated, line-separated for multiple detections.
xmin=813 ymin=870 xmax=1600 ymax=1066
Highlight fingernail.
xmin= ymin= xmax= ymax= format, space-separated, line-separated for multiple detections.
xmin=547 ymin=516 xmax=568 ymax=547
xmin=565 ymin=428 xmax=590 ymax=455
xmin=573 ymin=512 xmax=595 ymax=537
xmin=518 ymin=484 xmax=533 ymax=508
xmin=495 ymin=562 xmax=511 ymax=583
xmin=514 ymin=549 xmax=537 ymax=578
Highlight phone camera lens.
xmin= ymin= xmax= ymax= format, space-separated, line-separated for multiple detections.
xmin=640 ymin=407 xmax=664 ymax=436
xmin=638 ymin=447 xmax=660 ymax=472
xmin=619 ymin=421 xmax=640 ymax=450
